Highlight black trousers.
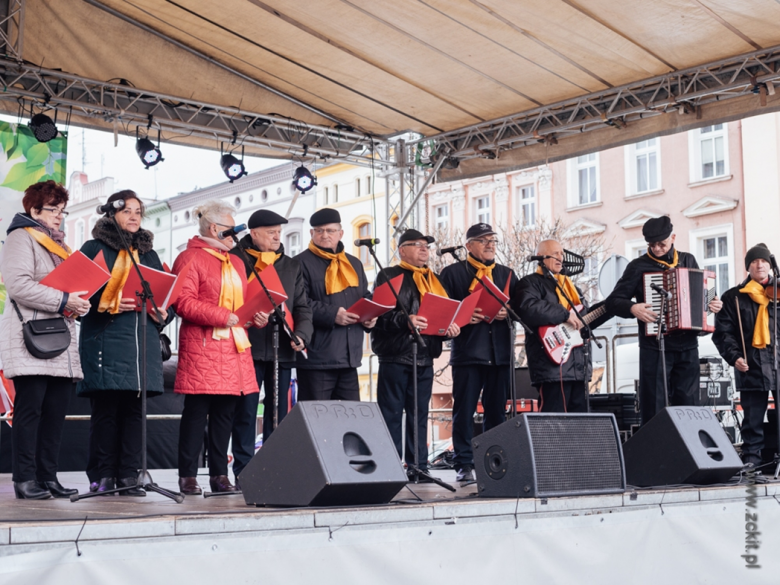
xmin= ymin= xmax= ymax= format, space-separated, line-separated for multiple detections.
xmin=178 ymin=394 xmax=238 ymax=477
xmin=638 ymin=347 xmax=699 ymax=426
xmin=90 ymin=391 xmax=143 ymax=479
xmin=451 ymin=364 xmax=509 ymax=467
xmin=231 ymin=362 xmax=291 ymax=478
xmin=297 ymin=368 xmax=360 ymax=401
xmin=377 ymin=362 xmax=433 ymax=468
xmin=740 ymin=389 xmax=779 ymax=464
xmin=11 ymin=375 xmax=73 ymax=483
xmin=539 ymin=380 xmax=588 ymax=413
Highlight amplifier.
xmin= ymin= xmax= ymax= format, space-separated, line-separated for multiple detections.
xmin=695 ymin=379 xmax=733 ymax=409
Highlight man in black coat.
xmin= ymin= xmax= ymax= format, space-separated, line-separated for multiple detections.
xmin=295 ymin=208 xmax=376 ymax=401
xmin=372 ymin=229 xmax=460 ymax=478
xmin=606 ymin=216 xmax=722 ymax=425
xmin=439 ymin=222 xmax=519 ymax=483
xmin=515 ymin=239 xmax=593 ymax=412
xmin=229 ymin=209 xmax=313 ymax=482
xmin=713 ymin=244 xmax=779 ymax=468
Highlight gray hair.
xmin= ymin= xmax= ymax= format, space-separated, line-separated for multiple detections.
xmin=193 ymin=200 xmax=236 ymax=237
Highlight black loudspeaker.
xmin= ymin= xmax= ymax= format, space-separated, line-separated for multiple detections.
xmin=514 ymin=367 xmax=540 ymax=400
xmin=241 ymin=401 xmax=408 ymax=507
xmin=473 ymin=413 xmax=626 ymax=498
xmin=623 ymin=406 xmax=743 ymax=486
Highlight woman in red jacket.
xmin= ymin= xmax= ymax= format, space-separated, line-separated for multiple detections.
xmin=172 ymin=200 xmax=259 ymax=495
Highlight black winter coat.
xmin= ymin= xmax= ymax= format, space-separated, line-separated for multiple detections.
xmin=230 ymin=237 xmax=313 ymax=366
xmin=605 ymin=249 xmax=701 ymax=352
xmin=713 ymin=278 xmax=778 ymax=393
xmin=439 ymin=258 xmax=519 ymax=366
xmin=514 ymin=272 xmax=592 ymax=385
xmin=294 ymin=243 xmax=371 ymax=370
xmin=77 ymin=219 xmax=172 ymax=396
xmin=371 ymin=265 xmax=444 ymax=366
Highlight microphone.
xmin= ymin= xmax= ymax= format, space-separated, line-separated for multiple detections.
xmin=650 ymin=282 xmax=672 ymax=300
xmin=526 ymin=255 xmax=552 ymax=262
xmin=437 ymin=245 xmax=464 ymax=257
xmin=770 ymin=254 xmax=779 ymax=276
xmin=218 ymin=224 xmax=247 ymax=240
xmin=354 ymin=238 xmax=380 ymax=247
xmin=96 ymin=199 xmax=125 ymax=215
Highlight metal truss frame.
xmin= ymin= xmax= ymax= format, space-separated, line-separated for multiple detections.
xmin=406 ymin=45 xmax=780 ymax=160
xmin=0 ymin=57 xmax=385 ymax=167
xmin=0 ymin=0 xmax=24 ymax=60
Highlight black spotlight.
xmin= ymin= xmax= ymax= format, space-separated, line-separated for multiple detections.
xmin=293 ymin=165 xmax=317 ymax=193
xmin=136 ymin=128 xmax=164 ymax=169
xmin=29 ymin=113 xmax=58 ymax=143
xmin=221 ymin=145 xmax=247 ymax=183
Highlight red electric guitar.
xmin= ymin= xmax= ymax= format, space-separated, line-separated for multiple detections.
xmin=538 ymin=303 xmax=609 ymax=365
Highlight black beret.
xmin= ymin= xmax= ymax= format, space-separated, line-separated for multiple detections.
xmin=310 ymin=208 xmax=341 ymax=227
xmin=466 ymin=222 xmax=496 ymax=240
xmin=745 ymin=243 xmax=772 ymax=270
xmin=247 ymin=209 xmax=288 ymax=229
xmin=642 ymin=216 xmax=673 ymax=243
xmin=399 ymin=228 xmax=434 ymax=245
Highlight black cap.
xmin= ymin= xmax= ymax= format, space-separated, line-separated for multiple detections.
xmin=310 ymin=208 xmax=341 ymax=227
xmin=745 ymin=243 xmax=772 ymax=270
xmin=248 ymin=209 xmax=288 ymax=229
xmin=642 ymin=216 xmax=673 ymax=243
xmin=399 ymin=229 xmax=435 ymax=245
xmin=466 ymin=223 xmax=496 ymax=240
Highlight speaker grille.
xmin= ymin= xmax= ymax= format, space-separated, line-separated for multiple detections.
xmin=528 ymin=416 xmax=624 ymax=496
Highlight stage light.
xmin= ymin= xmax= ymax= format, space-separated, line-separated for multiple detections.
xmin=221 ymin=144 xmax=247 ymax=183
xmin=293 ymin=165 xmax=317 ymax=193
xmin=29 ymin=113 xmax=58 ymax=142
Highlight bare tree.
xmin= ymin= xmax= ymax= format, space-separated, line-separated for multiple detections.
xmin=429 ymin=226 xmax=465 ymax=274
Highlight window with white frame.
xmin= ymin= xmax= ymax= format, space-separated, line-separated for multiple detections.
xmin=434 ymin=204 xmax=449 ymax=230
xmin=625 ymin=238 xmax=647 ymax=259
xmin=332 ymin=184 xmax=339 ymax=203
xmin=324 ymin=186 xmax=329 ymax=205
xmin=690 ymin=124 xmax=728 ymax=182
xmin=569 ymin=153 xmax=599 ymax=206
xmin=701 ymin=234 xmax=730 ymax=295
xmin=634 ymin=139 xmax=659 ymax=193
xmin=517 ymin=185 xmax=535 ymax=227
xmin=365 ymin=176 xmax=371 ymax=195
xmin=476 ymin=196 xmax=491 ymax=224
xmin=286 ymin=232 xmax=301 ymax=257
xmin=75 ymin=219 xmax=85 ymax=249
xmin=357 ymin=223 xmax=372 ymax=265
xmin=581 ymin=255 xmax=601 ymax=300
xmin=355 ymin=178 xmax=361 ymax=197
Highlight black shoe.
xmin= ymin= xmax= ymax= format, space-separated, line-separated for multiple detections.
xmin=117 ymin=477 xmax=146 ymax=497
xmin=456 ymin=465 xmax=474 ymax=483
xmin=14 ymin=480 xmax=52 ymax=500
xmin=407 ymin=469 xmax=435 ymax=484
xmin=37 ymin=479 xmax=78 ymax=498
xmin=97 ymin=477 xmax=116 ymax=495
xmin=178 ymin=477 xmax=202 ymax=496
xmin=234 ymin=476 xmax=241 ymax=492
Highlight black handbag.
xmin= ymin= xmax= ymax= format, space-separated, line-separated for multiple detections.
xmin=160 ymin=332 xmax=172 ymax=362
xmin=11 ymin=299 xmax=71 ymax=360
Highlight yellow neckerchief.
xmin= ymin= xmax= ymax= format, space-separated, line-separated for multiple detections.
xmin=467 ymin=254 xmax=495 ymax=292
xmin=739 ymin=279 xmax=772 ymax=349
xmin=535 ymin=266 xmax=581 ymax=310
xmin=647 ymin=248 xmax=679 ymax=269
xmin=246 ymin=248 xmax=281 ymax=281
xmin=307 ymin=241 xmax=359 ymax=295
xmin=398 ymin=261 xmax=448 ymax=298
xmin=201 ymin=248 xmax=251 ymax=353
xmin=98 ymin=248 xmax=139 ymax=314
xmin=24 ymin=227 xmax=71 ymax=260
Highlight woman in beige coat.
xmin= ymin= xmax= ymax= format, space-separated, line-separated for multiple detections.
xmin=0 ymin=181 xmax=91 ymax=499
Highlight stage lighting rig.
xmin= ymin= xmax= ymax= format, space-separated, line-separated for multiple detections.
xmin=221 ymin=144 xmax=248 ymax=183
xmin=293 ymin=165 xmax=317 ymax=193
xmin=29 ymin=112 xmax=59 ymax=143
xmin=136 ymin=128 xmax=164 ymax=169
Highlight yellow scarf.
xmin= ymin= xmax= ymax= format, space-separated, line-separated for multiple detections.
xmin=399 ymin=261 xmax=448 ymax=298
xmin=307 ymin=241 xmax=359 ymax=295
xmin=246 ymin=249 xmax=281 ymax=281
xmin=647 ymin=248 xmax=679 ymax=269
xmin=739 ymin=279 xmax=772 ymax=349
xmin=202 ymin=249 xmax=251 ymax=353
xmin=24 ymin=227 xmax=71 ymax=260
xmin=98 ymin=248 xmax=139 ymax=314
xmin=467 ymin=255 xmax=495 ymax=292
xmin=536 ymin=267 xmax=581 ymax=309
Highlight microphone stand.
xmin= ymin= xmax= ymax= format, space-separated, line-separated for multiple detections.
xmin=536 ymin=261 xmax=603 ymax=413
xmin=366 ymin=243 xmax=455 ymax=492
xmin=71 ymin=215 xmax=184 ymax=503
xmin=770 ymin=257 xmax=780 ymax=479
xmin=656 ymin=290 xmax=671 ymax=409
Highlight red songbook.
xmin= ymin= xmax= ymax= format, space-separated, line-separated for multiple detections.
xmin=235 ymin=264 xmax=288 ymax=327
xmin=40 ymin=250 xmax=111 ymax=299
xmin=417 ymin=289 xmax=482 ymax=336
xmin=347 ymin=275 xmax=405 ymax=321
xmin=474 ymin=276 xmax=510 ymax=323
xmin=122 ymin=260 xmax=193 ymax=312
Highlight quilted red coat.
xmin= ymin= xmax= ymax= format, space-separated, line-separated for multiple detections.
xmin=172 ymin=237 xmax=259 ymax=396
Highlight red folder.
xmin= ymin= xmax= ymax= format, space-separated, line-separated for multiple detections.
xmin=235 ymin=264 xmax=288 ymax=327
xmin=347 ymin=275 xmax=404 ymax=321
xmin=417 ymin=289 xmax=482 ymax=336
xmin=40 ymin=250 xmax=111 ymax=299
xmin=452 ymin=289 xmax=483 ymax=328
xmin=474 ymin=276 xmax=510 ymax=323
xmin=122 ymin=260 xmax=193 ymax=312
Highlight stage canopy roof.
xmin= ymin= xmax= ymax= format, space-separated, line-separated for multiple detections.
xmin=3 ymin=0 xmax=780 ymax=176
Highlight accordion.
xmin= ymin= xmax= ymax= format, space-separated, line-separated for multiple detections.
xmin=643 ymin=268 xmax=716 ymax=336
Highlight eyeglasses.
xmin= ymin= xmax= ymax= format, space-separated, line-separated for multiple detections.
xmin=313 ymin=228 xmax=341 ymax=235
xmin=471 ymin=238 xmax=498 ymax=246
xmin=41 ymin=207 xmax=69 ymax=217
xmin=401 ymin=242 xmax=431 ymax=249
